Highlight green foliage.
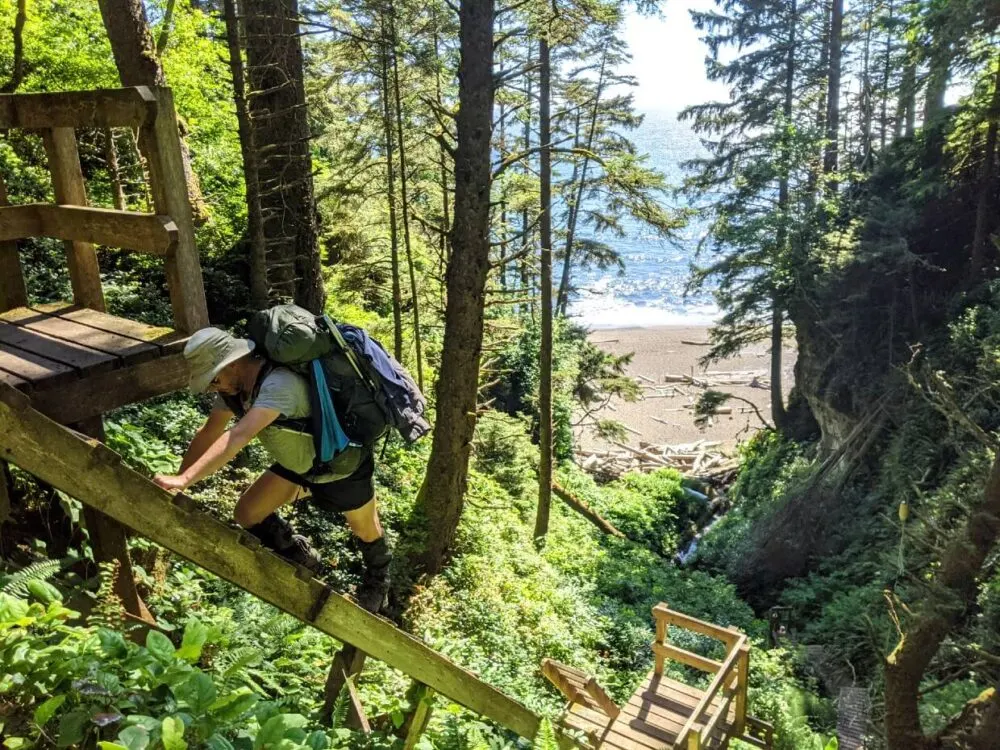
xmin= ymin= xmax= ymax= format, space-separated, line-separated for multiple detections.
xmin=0 ymin=595 xmax=374 ymax=750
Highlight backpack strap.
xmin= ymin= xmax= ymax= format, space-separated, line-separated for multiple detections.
xmin=321 ymin=315 xmax=378 ymax=394
xmin=220 ymin=359 xmax=309 ymax=434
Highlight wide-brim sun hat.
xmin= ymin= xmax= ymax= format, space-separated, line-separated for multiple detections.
xmin=184 ymin=327 xmax=256 ymax=393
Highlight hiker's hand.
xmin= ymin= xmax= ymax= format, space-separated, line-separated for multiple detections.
xmin=153 ymin=474 xmax=188 ymax=493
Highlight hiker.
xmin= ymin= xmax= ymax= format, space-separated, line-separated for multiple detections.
xmin=152 ymin=327 xmax=393 ymax=613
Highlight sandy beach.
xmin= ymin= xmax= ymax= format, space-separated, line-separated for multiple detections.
xmin=578 ymin=326 xmax=795 ymax=457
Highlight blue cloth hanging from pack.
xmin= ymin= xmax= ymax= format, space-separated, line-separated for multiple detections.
xmin=311 ymin=359 xmax=351 ymax=462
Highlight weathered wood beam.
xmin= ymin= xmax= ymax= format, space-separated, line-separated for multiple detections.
xmin=0 ymin=87 xmax=156 ymax=129
xmin=651 ymin=642 xmax=723 ymax=675
xmin=652 ymin=604 xmax=743 ymax=650
xmin=24 ymin=352 xmax=187 ymax=423
xmin=43 ymin=128 xmax=105 ymax=311
xmin=0 ymin=204 xmax=178 ymax=255
xmin=403 ymin=684 xmax=435 ymax=750
xmin=0 ymin=174 xmax=28 ymax=313
xmin=0 ymin=383 xmax=543 ymax=741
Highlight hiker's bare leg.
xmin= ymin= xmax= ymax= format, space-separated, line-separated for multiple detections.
xmin=233 ymin=470 xmax=301 ymax=528
xmin=343 ymin=496 xmax=382 ymax=542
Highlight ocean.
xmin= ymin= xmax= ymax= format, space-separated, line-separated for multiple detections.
xmin=568 ymin=108 xmax=719 ymax=330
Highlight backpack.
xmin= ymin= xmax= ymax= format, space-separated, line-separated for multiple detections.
xmin=245 ymin=305 xmax=430 ymax=462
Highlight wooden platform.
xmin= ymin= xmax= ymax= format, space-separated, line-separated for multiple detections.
xmin=0 ymin=303 xmax=189 ymax=423
xmin=543 ymin=606 xmax=774 ymax=750
xmin=558 ymin=672 xmax=735 ymax=750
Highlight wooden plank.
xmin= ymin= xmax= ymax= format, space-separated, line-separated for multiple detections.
xmin=733 ymin=646 xmax=749 ymax=735
xmin=0 ymin=205 xmax=42 ymax=242
xmin=0 ymin=321 xmax=116 ymax=375
xmin=403 ymin=684 xmax=435 ymax=750
xmin=651 ymin=605 xmax=742 ymax=650
xmin=42 ymin=128 xmax=105 ymax=312
xmin=139 ymin=87 xmax=208 ymax=333
xmin=651 ymin=643 xmax=723 ymax=674
xmin=673 ymin=639 xmax=745 ymax=750
xmin=586 ymin=677 xmax=621 ymax=719
xmin=0 ymin=204 xmax=178 ymax=255
xmin=0 ymin=384 xmax=545 ymax=742
xmin=342 ymin=672 xmax=370 ymax=733
xmin=31 ymin=303 xmax=187 ymax=354
xmin=654 ymin=605 xmax=668 ymax=675
xmin=0 ymin=175 xmax=29 ymax=313
xmin=25 ymin=353 xmax=188 ymax=423
xmin=323 ymin=645 xmax=369 ymax=730
xmin=0 ymin=87 xmax=156 ymax=129
xmin=0 ymin=461 xmax=10 ymax=525
xmin=1 ymin=307 xmax=159 ymax=365
xmin=0 ymin=342 xmax=76 ymax=387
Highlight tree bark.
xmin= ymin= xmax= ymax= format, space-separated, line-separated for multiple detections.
xmin=884 ymin=451 xmax=1000 ymax=749
xmin=96 ymin=0 xmax=208 ymax=224
xmin=103 ymin=129 xmax=127 ymax=211
xmin=432 ymin=18 xmax=451 ymax=311
xmin=155 ymin=0 xmax=176 ymax=57
xmin=970 ymin=55 xmax=1000 ymax=276
xmin=535 ymin=34 xmax=553 ymax=542
xmin=411 ymin=0 xmax=495 ymax=575
xmin=557 ymin=43 xmax=609 ymax=316
xmin=391 ymin=11 xmax=424 ymax=390
xmin=520 ymin=39 xmax=535 ymax=320
xmin=244 ymin=0 xmax=324 ymax=313
xmin=0 ymin=0 xmax=26 ymax=94
xmin=378 ymin=16 xmax=404 ymax=361
xmin=823 ymin=0 xmax=844 ymax=192
xmin=223 ymin=0 xmax=268 ymax=309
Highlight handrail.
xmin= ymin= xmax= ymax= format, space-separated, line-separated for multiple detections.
xmin=0 ymin=204 xmax=178 ymax=255
xmin=652 ymin=604 xmax=742 ymax=650
xmin=699 ymin=687 xmax=735 ymax=745
xmin=673 ymin=633 xmax=747 ymax=749
xmin=651 ymin=641 xmax=723 ymax=673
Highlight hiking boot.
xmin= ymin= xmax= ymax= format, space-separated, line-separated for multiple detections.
xmin=247 ymin=513 xmax=321 ymax=571
xmin=356 ymin=536 xmax=392 ymax=614
xmin=282 ymin=535 xmax=322 ymax=571
xmin=356 ymin=567 xmax=390 ymax=613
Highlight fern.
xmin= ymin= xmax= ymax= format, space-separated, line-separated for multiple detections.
xmin=532 ymin=719 xmax=559 ymax=750
xmin=90 ymin=560 xmax=126 ymax=631
xmin=219 ymin=646 xmax=264 ymax=679
xmin=0 ymin=559 xmax=62 ymax=597
xmin=329 ymin=683 xmax=350 ymax=730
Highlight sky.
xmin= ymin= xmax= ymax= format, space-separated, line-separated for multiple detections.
xmin=620 ymin=0 xmax=728 ymax=114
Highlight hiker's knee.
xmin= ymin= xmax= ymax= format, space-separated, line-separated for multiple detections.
xmin=344 ymin=496 xmax=381 ymax=542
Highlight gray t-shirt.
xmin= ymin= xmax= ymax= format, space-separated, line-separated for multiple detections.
xmin=217 ymin=367 xmax=363 ymax=482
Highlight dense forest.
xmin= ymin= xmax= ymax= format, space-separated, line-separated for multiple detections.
xmin=1 ymin=0 xmax=1000 ymax=748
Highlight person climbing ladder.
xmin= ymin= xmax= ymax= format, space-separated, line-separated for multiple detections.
xmin=152 ymin=308 xmax=427 ymax=614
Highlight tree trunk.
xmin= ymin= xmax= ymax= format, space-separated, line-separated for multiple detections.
xmin=895 ymin=53 xmax=917 ymax=138
xmin=390 ymin=12 xmax=424 ymax=390
xmin=557 ymin=43 xmax=609 ymax=316
xmin=96 ymin=0 xmax=208 ymax=224
xmin=880 ymin=0 xmax=894 ymax=150
xmin=0 ymin=0 xmax=26 ymax=93
xmin=411 ymin=0 xmax=495 ymax=576
xmin=432 ymin=18 xmax=451 ymax=312
xmin=970 ymin=54 xmax=1000 ymax=276
xmin=103 ymin=129 xmax=127 ymax=211
xmin=823 ymin=0 xmax=844 ymax=192
xmin=378 ymin=17 xmax=404 ymax=361
xmin=223 ymin=0 xmax=268 ymax=309
xmin=244 ymin=0 xmax=324 ymax=313
xmin=859 ymin=2 xmax=874 ymax=172
xmin=924 ymin=38 xmax=952 ymax=126
xmin=155 ymin=0 xmax=176 ymax=57
xmin=884 ymin=452 xmax=1000 ymax=750
xmin=535 ymin=34 xmax=553 ymax=542
xmin=520 ymin=39 xmax=534 ymax=320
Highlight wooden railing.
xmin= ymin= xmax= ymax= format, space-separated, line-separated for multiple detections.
xmin=651 ymin=605 xmax=750 ymax=750
xmin=0 ymin=87 xmax=207 ymax=333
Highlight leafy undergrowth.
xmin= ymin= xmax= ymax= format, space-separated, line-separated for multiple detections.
xmin=2 ymin=407 xmax=833 ymax=749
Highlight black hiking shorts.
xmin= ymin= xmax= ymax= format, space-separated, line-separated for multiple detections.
xmin=269 ymin=450 xmax=376 ymax=512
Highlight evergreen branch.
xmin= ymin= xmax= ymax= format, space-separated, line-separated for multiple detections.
xmin=492 ymin=146 xmax=599 ymax=180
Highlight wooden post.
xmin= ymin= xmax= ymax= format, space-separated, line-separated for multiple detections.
xmin=42 ymin=128 xmax=106 ymax=311
xmin=403 ymin=683 xmax=435 ymax=750
xmin=687 ymin=729 xmax=701 ymax=750
xmin=137 ymin=86 xmax=208 ymax=333
xmin=0 ymin=174 xmax=28 ymax=313
xmin=323 ymin=644 xmax=368 ymax=728
xmin=654 ymin=603 xmax=668 ymax=675
xmin=0 ymin=461 xmax=11 ymax=526
xmin=734 ymin=644 xmax=750 ymax=735
xmin=74 ymin=416 xmax=152 ymax=624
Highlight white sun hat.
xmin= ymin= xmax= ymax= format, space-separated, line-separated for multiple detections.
xmin=183 ymin=327 xmax=255 ymax=393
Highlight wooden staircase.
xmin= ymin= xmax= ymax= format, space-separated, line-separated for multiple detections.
xmin=0 ymin=382 xmax=546 ymax=745
xmin=543 ymin=606 xmax=774 ymax=750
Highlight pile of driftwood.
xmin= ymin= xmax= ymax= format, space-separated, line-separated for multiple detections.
xmin=576 ymin=439 xmax=734 ymax=480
